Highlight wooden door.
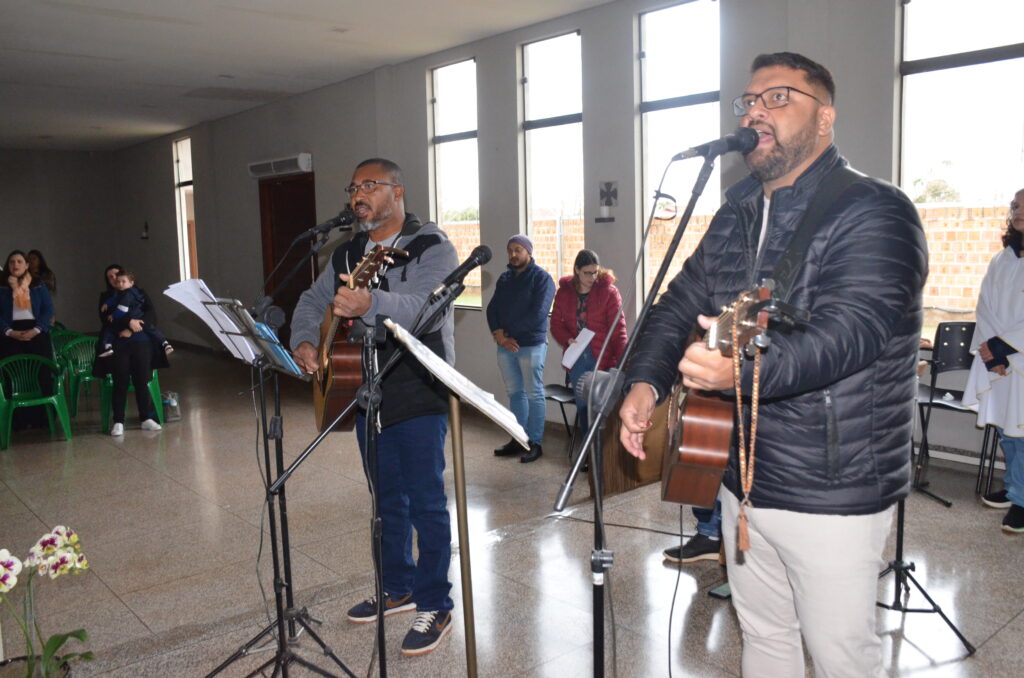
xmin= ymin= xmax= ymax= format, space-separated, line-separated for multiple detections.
xmin=259 ymin=173 xmax=318 ymax=347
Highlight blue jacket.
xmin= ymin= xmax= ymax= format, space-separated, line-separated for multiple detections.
xmin=486 ymin=259 xmax=556 ymax=347
xmin=625 ymin=146 xmax=928 ymax=515
xmin=0 ymin=284 xmax=54 ymax=335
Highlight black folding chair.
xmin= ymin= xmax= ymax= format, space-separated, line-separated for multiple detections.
xmin=544 ymin=376 xmax=579 ymax=458
xmin=915 ymin=322 xmax=976 ymax=507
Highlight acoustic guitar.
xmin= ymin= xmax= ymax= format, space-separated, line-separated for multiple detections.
xmin=313 ymin=245 xmax=408 ymax=432
xmin=661 ymin=286 xmax=771 ymax=508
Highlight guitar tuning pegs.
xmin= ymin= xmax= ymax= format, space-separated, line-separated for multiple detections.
xmin=753 ymin=333 xmax=771 ymax=349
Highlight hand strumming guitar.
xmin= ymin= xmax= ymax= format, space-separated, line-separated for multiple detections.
xmin=293 ymin=342 xmax=318 ymax=374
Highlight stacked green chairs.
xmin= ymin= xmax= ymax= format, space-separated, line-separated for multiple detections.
xmin=0 ymin=354 xmax=72 ymax=449
xmin=99 ymin=370 xmax=164 ymax=432
xmin=58 ymin=336 xmax=102 ymax=417
xmin=49 ymin=329 xmax=86 ymax=360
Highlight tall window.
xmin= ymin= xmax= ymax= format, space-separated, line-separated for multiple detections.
xmin=431 ymin=59 xmax=481 ymax=306
xmin=901 ymin=0 xmax=1024 ymax=329
xmin=522 ymin=32 xmax=583 ymax=280
xmin=639 ymin=0 xmax=720 ymax=296
xmin=173 ymin=137 xmax=198 ymax=280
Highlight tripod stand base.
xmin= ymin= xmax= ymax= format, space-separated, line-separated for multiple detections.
xmin=207 ymin=607 xmax=358 ymax=678
xmin=877 ymin=560 xmax=975 ymax=655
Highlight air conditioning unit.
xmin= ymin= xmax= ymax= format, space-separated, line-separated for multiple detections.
xmin=248 ymin=152 xmax=313 ymax=178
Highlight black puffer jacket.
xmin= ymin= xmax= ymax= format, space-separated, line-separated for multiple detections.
xmin=626 ymin=145 xmax=928 ymax=515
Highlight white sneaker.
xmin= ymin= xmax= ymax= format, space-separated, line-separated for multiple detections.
xmin=141 ymin=419 xmax=162 ymax=431
xmin=110 ymin=423 xmax=124 ymax=436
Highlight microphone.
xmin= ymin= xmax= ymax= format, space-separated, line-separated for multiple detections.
xmin=431 ymin=245 xmax=492 ymax=297
xmin=308 ymin=209 xmax=356 ymax=236
xmin=672 ymin=126 xmax=759 ymax=161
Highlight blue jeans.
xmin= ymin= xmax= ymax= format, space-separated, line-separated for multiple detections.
xmin=998 ymin=428 xmax=1024 ymax=507
xmin=568 ymin=346 xmax=598 ymax=435
xmin=497 ymin=344 xmax=547 ymax=444
xmin=694 ymin=500 xmax=722 ymax=539
xmin=355 ymin=413 xmax=453 ymax=613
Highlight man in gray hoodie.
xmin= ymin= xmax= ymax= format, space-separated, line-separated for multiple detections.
xmin=291 ymin=158 xmax=459 ymax=656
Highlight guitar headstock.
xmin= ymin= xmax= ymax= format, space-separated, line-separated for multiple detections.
xmin=347 ymin=246 xmax=409 ymax=290
xmin=705 ymin=286 xmax=771 ymax=358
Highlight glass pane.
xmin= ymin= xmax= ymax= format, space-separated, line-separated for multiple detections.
xmin=435 ymin=138 xmax=481 ymax=305
xmin=902 ymin=57 xmax=1024 ymax=327
xmin=433 ymin=59 xmax=477 ymax=136
xmin=904 ymin=0 xmax=1024 ymax=61
xmin=525 ymin=123 xmax=584 ymax=281
xmin=174 ymin=137 xmax=192 ymax=183
xmin=524 ymin=32 xmax=582 ymax=120
xmin=641 ymin=103 xmax=720 ymax=295
xmin=641 ymin=0 xmax=719 ymax=102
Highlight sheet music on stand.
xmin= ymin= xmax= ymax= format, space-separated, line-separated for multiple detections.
xmin=163 ymin=279 xmax=309 ymax=380
xmin=383 ymin=318 xmax=527 ymax=447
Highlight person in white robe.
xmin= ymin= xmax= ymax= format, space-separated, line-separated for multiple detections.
xmin=963 ymin=187 xmax=1024 ymax=533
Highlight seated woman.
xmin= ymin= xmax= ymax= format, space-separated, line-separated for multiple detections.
xmin=550 ymin=249 xmax=628 ymax=435
xmin=0 ymin=250 xmax=55 ymax=429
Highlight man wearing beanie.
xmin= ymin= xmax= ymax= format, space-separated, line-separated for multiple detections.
xmin=486 ymin=234 xmax=556 ymax=462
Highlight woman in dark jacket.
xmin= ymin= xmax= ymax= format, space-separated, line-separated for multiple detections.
xmin=1 ymin=250 xmax=55 ymax=428
xmin=550 ymin=249 xmax=628 ymax=433
xmin=94 ymin=264 xmax=168 ymax=436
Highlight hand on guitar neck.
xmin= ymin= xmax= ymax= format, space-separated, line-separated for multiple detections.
xmin=332 ymin=272 xmax=373 ymax=318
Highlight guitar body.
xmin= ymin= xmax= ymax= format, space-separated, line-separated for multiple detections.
xmin=313 ymin=307 xmax=362 ymax=432
xmin=661 ymin=388 xmax=733 ymax=508
xmin=311 ymin=245 xmax=408 ymax=433
xmin=660 ymin=286 xmax=771 ymax=507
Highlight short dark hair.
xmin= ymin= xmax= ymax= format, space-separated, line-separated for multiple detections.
xmin=356 ymin=158 xmax=404 ymax=186
xmin=117 ymin=268 xmax=136 ymax=283
xmin=751 ymin=52 xmax=835 ymax=103
xmin=1004 ymin=195 xmax=1023 ymax=251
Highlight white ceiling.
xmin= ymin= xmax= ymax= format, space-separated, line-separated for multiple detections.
xmin=0 ymin=0 xmax=611 ymax=152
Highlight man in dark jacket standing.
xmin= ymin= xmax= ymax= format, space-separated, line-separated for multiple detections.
xmin=291 ymin=158 xmax=458 ymax=657
xmin=620 ymin=53 xmax=927 ymax=678
xmin=487 ymin=234 xmax=556 ymax=463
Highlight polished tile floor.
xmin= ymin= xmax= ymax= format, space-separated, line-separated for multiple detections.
xmin=1 ymin=347 xmax=1021 ymax=677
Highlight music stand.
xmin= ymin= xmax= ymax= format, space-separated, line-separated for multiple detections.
xmin=164 ymin=282 xmax=355 ymax=678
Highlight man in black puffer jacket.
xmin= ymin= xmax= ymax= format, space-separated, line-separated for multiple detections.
xmin=620 ymin=53 xmax=927 ymax=678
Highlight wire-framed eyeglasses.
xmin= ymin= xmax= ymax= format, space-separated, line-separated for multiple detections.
xmin=344 ymin=180 xmax=402 ymax=196
xmin=732 ymin=86 xmax=826 ymax=117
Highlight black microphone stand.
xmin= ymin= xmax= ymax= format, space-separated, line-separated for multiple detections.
xmin=207 ymin=224 xmax=357 ymax=678
xmin=554 ymin=154 xmax=721 ymax=678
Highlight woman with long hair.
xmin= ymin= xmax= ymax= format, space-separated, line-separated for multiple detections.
xmin=27 ymin=249 xmax=56 ymax=296
xmin=0 ymin=249 xmax=55 ymax=428
xmin=550 ymin=249 xmax=627 ymax=435
xmin=964 ymin=187 xmax=1024 ymax=533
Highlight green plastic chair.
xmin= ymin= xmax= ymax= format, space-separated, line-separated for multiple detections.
xmin=49 ymin=329 xmax=85 ymax=360
xmin=0 ymin=354 xmax=72 ymax=446
xmin=0 ymin=382 xmax=10 ymax=449
xmin=99 ymin=369 xmax=164 ymax=432
xmin=58 ymin=336 xmax=101 ymax=417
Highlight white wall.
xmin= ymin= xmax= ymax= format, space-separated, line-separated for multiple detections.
xmin=9 ymin=0 xmax=979 ymax=452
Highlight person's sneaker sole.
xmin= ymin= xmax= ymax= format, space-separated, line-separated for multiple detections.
xmin=982 ymin=490 xmax=1011 ymax=509
xmin=664 ymin=549 xmax=720 ymax=564
xmin=1001 ymin=523 xmax=1024 ymax=534
xmin=346 ymin=598 xmax=416 ymax=623
xmin=400 ymin=617 xmax=452 ymax=656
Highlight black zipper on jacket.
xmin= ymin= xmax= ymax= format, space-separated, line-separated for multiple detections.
xmin=824 ymin=387 xmax=839 ymax=480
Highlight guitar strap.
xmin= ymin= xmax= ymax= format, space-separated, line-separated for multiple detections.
xmin=769 ymin=164 xmax=863 ymax=301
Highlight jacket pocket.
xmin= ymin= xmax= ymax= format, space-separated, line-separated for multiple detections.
xmin=824 ymin=388 xmax=839 ymax=480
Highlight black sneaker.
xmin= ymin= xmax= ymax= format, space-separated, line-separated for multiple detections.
xmin=1002 ymin=504 xmax=1024 ymax=533
xmin=982 ymin=488 xmax=1011 ymax=509
xmin=401 ymin=610 xmax=452 ymax=656
xmin=494 ymin=439 xmax=520 ymax=457
xmin=520 ymin=442 xmax=543 ymax=463
xmin=663 ymin=534 xmax=721 ymax=563
xmin=346 ymin=592 xmax=415 ymax=623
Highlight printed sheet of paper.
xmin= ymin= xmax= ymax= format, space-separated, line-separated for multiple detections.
xmin=163 ymin=279 xmax=257 ymax=363
xmin=384 ymin=318 xmax=529 ymax=449
xmin=561 ymin=328 xmax=595 ymax=369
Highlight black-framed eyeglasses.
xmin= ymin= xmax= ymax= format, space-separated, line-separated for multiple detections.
xmin=732 ymin=86 xmax=826 ymax=117
xmin=344 ymin=180 xmax=402 ymax=196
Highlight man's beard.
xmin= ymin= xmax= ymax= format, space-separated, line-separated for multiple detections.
xmin=357 ymin=204 xmax=392 ymax=232
xmin=745 ymin=123 xmax=818 ymax=183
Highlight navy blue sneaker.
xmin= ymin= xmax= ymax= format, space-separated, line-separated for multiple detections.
xmin=400 ymin=610 xmax=453 ymax=656
xmin=1002 ymin=504 xmax=1024 ymax=534
xmin=346 ymin=592 xmax=415 ymax=623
